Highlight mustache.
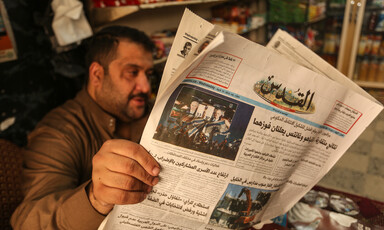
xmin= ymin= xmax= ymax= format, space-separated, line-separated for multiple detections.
xmin=129 ymin=93 xmax=149 ymax=101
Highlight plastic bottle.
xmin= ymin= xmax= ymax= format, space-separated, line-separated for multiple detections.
xmin=358 ymin=35 xmax=367 ymax=56
xmin=377 ymin=60 xmax=384 ymax=82
xmin=353 ymin=60 xmax=361 ymax=80
xmin=368 ymin=58 xmax=378 ymax=81
xmin=367 ymin=58 xmax=379 ymax=82
xmin=379 ymin=40 xmax=384 ymax=56
xmin=371 ymin=35 xmax=382 ymax=56
xmin=365 ymin=35 xmax=373 ymax=55
xmin=358 ymin=58 xmax=369 ymax=81
xmin=368 ymin=11 xmax=378 ymax=31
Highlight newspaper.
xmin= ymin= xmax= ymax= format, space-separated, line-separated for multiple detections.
xmin=100 ymin=9 xmax=383 ymax=230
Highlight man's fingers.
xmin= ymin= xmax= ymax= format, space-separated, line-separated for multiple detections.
xmin=95 ymin=148 xmax=159 ymax=186
xmin=94 ymin=184 xmax=149 ymax=205
xmin=97 ymin=170 xmax=152 ymax=192
xmin=103 ymin=139 xmax=160 ymax=176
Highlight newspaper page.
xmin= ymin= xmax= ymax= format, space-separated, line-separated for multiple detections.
xmin=157 ymin=8 xmax=215 ymax=98
xmin=266 ymin=29 xmax=380 ymax=105
xmin=101 ymin=9 xmax=383 ymax=230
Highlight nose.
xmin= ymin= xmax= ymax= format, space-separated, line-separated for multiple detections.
xmin=135 ymin=72 xmax=151 ymax=94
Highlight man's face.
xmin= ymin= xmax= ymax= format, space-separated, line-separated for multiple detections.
xmin=190 ymin=101 xmax=199 ymax=113
xmin=95 ymin=41 xmax=153 ymax=122
xmin=184 ymin=44 xmax=191 ymax=54
xmin=214 ymin=109 xmax=222 ymax=120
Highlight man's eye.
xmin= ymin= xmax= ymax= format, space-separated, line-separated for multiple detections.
xmin=146 ymin=71 xmax=155 ymax=79
xmin=125 ymin=69 xmax=138 ymax=77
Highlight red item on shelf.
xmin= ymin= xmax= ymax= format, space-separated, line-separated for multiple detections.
xmin=92 ymin=0 xmax=140 ymax=7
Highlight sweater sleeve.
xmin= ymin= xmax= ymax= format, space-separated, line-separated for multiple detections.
xmin=10 ymin=124 xmax=106 ymax=229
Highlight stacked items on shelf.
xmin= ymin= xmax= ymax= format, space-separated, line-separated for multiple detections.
xmin=308 ymin=0 xmax=326 ymax=21
xmin=92 ymin=0 xmax=140 ymax=7
xmin=328 ymin=0 xmax=345 ymax=8
xmin=268 ymin=0 xmax=307 ymax=23
xmin=151 ymin=30 xmax=175 ymax=62
xmin=267 ymin=0 xmax=326 ymax=54
xmin=354 ymin=3 xmax=384 ymax=83
xmin=320 ymin=0 xmax=344 ymax=67
xmin=321 ymin=33 xmax=340 ymax=65
xmin=92 ymin=0 xmax=199 ymax=8
xmin=210 ymin=2 xmax=266 ymax=34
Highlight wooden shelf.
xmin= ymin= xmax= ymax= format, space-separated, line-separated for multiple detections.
xmin=91 ymin=5 xmax=139 ymax=26
xmin=355 ymin=80 xmax=384 ymax=89
xmin=140 ymin=0 xmax=226 ymax=9
xmin=154 ymin=56 xmax=167 ymax=65
xmin=89 ymin=0 xmax=227 ymax=26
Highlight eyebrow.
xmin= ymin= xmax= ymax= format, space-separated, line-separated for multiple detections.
xmin=123 ymin=64 xmax=154 ymax=73
xmin=124 ymin=63 xmax=153 ymax=69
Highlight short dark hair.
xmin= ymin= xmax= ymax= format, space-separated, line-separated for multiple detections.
xmin=84 ymin=26 xmax=155 ymax=85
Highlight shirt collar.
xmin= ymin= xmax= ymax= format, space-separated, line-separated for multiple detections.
xmin=75 ymin=88 xmax=116 ymax=135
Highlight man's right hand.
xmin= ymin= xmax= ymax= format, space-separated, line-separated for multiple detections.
xmin=88 ymin=139 xmax=160 ymax=214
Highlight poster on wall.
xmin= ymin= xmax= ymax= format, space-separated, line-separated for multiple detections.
xmin=0 ymin=0 xmax=17 ymax=63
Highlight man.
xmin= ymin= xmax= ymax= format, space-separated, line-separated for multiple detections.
xmin=180 ymin=41 xmax=192 ymax=57
xmin=11 ymin=26 xmax=161 ymax=229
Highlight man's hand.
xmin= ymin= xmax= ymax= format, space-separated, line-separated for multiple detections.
xmin=88 ymin=139 xmax=160 ymax=214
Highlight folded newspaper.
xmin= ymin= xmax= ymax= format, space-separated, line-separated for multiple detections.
xmin=100 ymin=9 xmax=383 ymax=230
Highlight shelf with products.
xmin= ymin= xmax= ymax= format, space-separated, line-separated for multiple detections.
xmin=150 ymin=0 xmax=267 ymax=66
xmin=319 ymin=1 xmax=346 ymax=67
xmin=267 ymin=0 xmax=327 ymax=24
xmin=87 ymin=0 xmax=228 ymax=26
xmin=209 ymin=0 xmax=267 ymax=44
xmin=353 ymin=51 xmax=384 ymax=87
xmin=365 ymin=5 xmax=384 ymax=12
xmin=85 ymin=0 xmax=231 ymax=65
xmin=350 ymin=2 xmax=384 ymax=89
xmin=86 ymin=0 xmax=267 ymax=72
xmin=266 ymin=0 xmax=327 ymax=54
xmin=83 ymin=0 xmax=267 ymax=95
xmin=328 ymin=0 xmax=346 ymax=9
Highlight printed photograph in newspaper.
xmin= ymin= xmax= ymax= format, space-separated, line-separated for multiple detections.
xmin=153 ymin=84 xmax=253 ymax=161
xmin=209 ymin=184 xmax=275 ymax=229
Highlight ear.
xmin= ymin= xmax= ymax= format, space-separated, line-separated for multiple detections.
xmin=88 ymin=62 xmax=105 ymax=88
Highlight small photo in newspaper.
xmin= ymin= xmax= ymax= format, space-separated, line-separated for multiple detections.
xmin=153 ymin=84 xmax=254 ymax=161
xmin=209 ymin=183 xmax=275 ymax=229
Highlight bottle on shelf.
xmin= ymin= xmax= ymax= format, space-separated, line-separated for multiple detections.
xmin=367 ymin=58 xmax=379 ymax=82
xmin=368 ymin=11 xmax=378 ymax=32
xmin=358 ymin=58 xmax=369 ymax=81
xmin=378 ymin=59 xmax=384 ymax=82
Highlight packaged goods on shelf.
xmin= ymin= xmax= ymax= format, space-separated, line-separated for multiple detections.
xmin=358 ymin=34 xmax=383 ymax=57
xmin=210 ymin=2 xmax=265 ymax=34
xmin=380 ymin=40 xmax=384 ymax=56
xmin=355 ymin=57 xmax=384 ymax=82
xmin=308 ymin=1 xmax=326 ymax=21
xmin=376 ymin=11 xmax=384 ymax=32
xmin=378 ymin=60 xmax=384 ymax=82
xmin=151 ymin=30 xmax=175 ymax=60
xmin=329 ymin=0 xmax=346 ymax=8
xmin=371 ymin=35 xmax=382 ymax=56
xmin=92 ymin=0 xmax=140 ymax=7
xmin=140 ymin=0 xmax=169 ymax=4
xmin=372 ymin=0 xmax=384 ymax=7
xmin=268 ymin=0 xmax=306 ymax=23
xmin=323 ymin=33 xmax=340 ymax=54
xmin=248 ymin=13 xmax=266 ymax=29
xmin=91 ymin=0 xmax=185 ymax=7
xmin=304 ymin=27 xmax=323 ymax=53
